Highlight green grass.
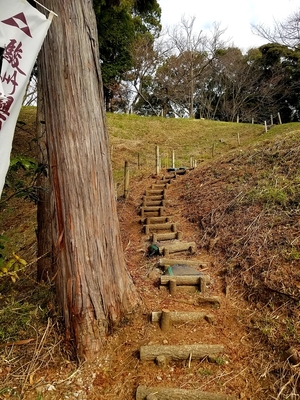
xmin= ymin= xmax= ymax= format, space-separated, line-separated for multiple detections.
xmin=106 ymin=112 xmax=267 ymax=186
xmin=15 ymin=107 xmax=300 ymax=187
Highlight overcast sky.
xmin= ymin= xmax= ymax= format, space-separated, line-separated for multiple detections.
xmin=158 ymin=0 xmax=299 ymax=52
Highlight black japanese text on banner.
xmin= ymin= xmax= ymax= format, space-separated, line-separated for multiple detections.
xmin=0 ymin=0 xmax=52 ymax=197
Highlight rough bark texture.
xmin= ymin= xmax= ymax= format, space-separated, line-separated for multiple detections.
xmin=38 ymin=0 xmax=140 ymax=360
xmin=36 ymin=74 xmax=53 ymax=281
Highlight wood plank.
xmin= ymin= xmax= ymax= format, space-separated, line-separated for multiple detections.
xmin=143 ymin=195 xmax=166 ymax=201
xmin=144 ymin=223 xmax=177 ymax=234
xmin=143 ymin=200 xmax=166 ymax=207
xmin=145 ymin=189 xmax=166 ymax=196
xmin=152 ymin=232 xmax=182 ymax=242
xmin=151 ymin=311 xmax=213 ymax=323
xmin=158 ymin=258 xmax=209 ymax=268
xmin=140 ymin=206 xmax=164 ymax=217
xmin=140 ymin=343 xmax=224 ymax=361
xmin=136 ymin=385 xmax=235 ymax=400
xmin=152 ymin=183 xmax=169 ymax=189
xmin=156 ymin=179 xmax=172 ymax=185
xmin=160 ymin=275 xmax=209 ymax=286
xmin=140 ymin=216 xmax=173 ymax=224
xmin=161 ymin=241 xmax=196 ymax=256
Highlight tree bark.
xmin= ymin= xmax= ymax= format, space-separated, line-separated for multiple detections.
xmin=36 ymin=71 xmax=53 ymax=282
xmin=38 ymin=0 xmax=140 ymax=360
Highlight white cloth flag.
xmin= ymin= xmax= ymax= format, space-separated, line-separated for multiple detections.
xmin=0 ymin=0 xmax=52 ymax=197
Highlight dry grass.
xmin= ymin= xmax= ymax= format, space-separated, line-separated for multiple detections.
xmin=107 ymin=112 xmax=264 ymax=196
xmin=1 ymin=107 xmax=300 ymax=398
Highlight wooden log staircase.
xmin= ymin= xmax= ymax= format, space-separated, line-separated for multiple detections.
xmin=134 ymin=170 xmax=236 ymax=400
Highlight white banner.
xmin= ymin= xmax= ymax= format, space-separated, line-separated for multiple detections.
xmin=0 ymin=0 xmax=52 ymax=197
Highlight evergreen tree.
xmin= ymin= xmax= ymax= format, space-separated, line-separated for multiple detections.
xmin=93 ymin=0 xmax=161 ymax=111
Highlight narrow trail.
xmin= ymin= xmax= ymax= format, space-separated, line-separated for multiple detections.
xmin=114 ymin=165 xmax=277 ymax=400
xmin=132 ymin=169 xmax=238 ymax=400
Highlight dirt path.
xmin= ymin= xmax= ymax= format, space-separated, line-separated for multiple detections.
xmin=18 ymin=170 xmax=276 ymax=400
xmin=107 ymin=170 xmax=273 ymax=400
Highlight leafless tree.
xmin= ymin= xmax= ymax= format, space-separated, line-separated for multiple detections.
xmin=125 ymin=31 xmax=172 ymax=115
xmin=164 ymin=16 xmax=227 ymax=117
xmin=253 ymin=9 xmax=300 ymax=48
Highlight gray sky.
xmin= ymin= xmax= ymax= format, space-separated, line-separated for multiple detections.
xmin=158 ymin=0 xmax=298 ymax=51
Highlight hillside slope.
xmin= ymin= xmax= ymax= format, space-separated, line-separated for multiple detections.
xmin=163 ymin=128 xmax=300 ymax=398
xmin=0 ymin=109 xmax=299 ymax=399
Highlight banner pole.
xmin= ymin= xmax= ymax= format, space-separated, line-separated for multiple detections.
xmin=31 ymin=0 xmax=58 ymax=17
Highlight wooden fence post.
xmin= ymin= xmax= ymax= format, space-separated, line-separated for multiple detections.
xmin=156 ymin=145 xmax=160 ymax=175
xmin=172 ymin=150 xmax=175 ymax=168
xmin=278 ymin=112 xmax=282 ymax=124
xmin=161 ymin=309 xmax=171 ymax=332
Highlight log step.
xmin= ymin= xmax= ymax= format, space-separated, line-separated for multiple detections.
xmin=144 ymin=222 xmax=177 ymax=235
xmin=140 ymin=216 xmax=173 ymax=224
xmin=152 ymin=231 xmax=182 ymax=242
xmin=139 ymin=343 xmax=224 ymax=362
xmin=151 ymin=310 xmax=214 ymax=324
xmin=160 ymin=241 xmax=196 ymax=256
xmin=136 ymin=385 xmax=235 ymax=400
xmin=160 ymin=274 xmax=210 ymax=286
xmin=141 ymin=211 xmax=164 ymax=217
xmin=151 ymin=183 xmax=170 ymax=189
xmin=156 ymin=179 xmax=172 ymax=185
xmin=142 ymin=200 xmax=166 ymax=207
xmin=145 ymin=189 xmax=166 ymax=196
xmin=143 ymin=195 xmax=166 ymax=201
xmin=140 ymin=206 xmax=165 ymax=217
xmin=161 ymin=275 xmax=209 ymax=295
xmin=158 ymin=258 xmax=209 ymax=270
xmin=163 ymin=174 xmax=177 ymax=180
xmin=167 ymin=168 xmax=187 ymax=175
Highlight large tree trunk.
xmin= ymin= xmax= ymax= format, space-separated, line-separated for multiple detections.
xmin=38 ymin=0 xmax=140 ymax=361
xmin=36 ymin=73 xmax=53 ymax=282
